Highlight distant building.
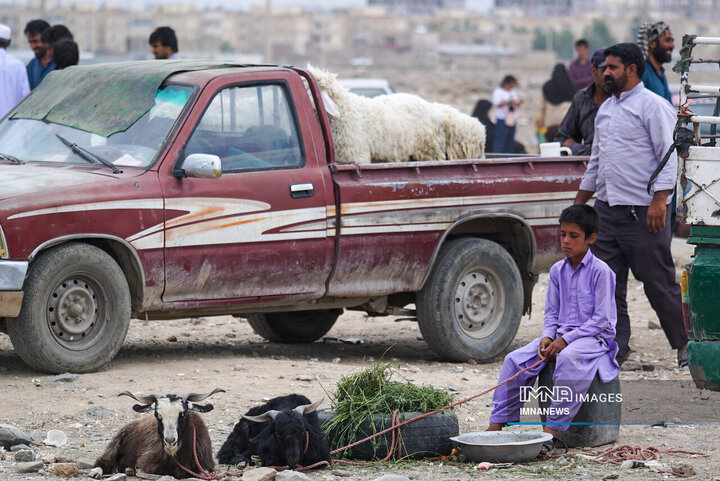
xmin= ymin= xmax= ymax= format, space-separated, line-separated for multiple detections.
xmin=368 ymin=0 xmax=465 ymax=16
xmin=495 ymin=0 xmax=596 ymax=16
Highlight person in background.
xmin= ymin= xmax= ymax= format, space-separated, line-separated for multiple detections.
xmin=568 ymin=39 xmax=593 ymax=90
xmin=24 ymin=19 xmax=52 ymax=90
xmin=637 ymin=22 xmax=674 ymax=102
xmin=472 ymin=99 xmax=527 ymax=154
xmin=637 ymin=22 xmax=677 ymax=232
xmin=0 ymin=24 xmax=30 ymax=118
xmin=574 ymin=43 xmax=688 ymax=368
xmin=537 ymin=63 xmax=576 ymax=143
xmin=53 ymin=39 xmax=79 ymax=70
xmin=555 ymin=48 xmax=611 ymax=156
xmin=149 ymin=26 xmax=179 ymax=59
xmin=491 ymin=75 xmax=523 ymax=154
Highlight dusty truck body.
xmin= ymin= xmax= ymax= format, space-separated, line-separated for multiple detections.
xmin=0 ymin=61 xmax=585 ymax=373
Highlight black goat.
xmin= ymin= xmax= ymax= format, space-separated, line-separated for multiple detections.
xmin=94 ymin=388 xmax=224 ymax=479
xmin=217 ymin=394 xmax=331 ymax=469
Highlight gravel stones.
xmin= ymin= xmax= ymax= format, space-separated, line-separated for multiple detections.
xmin=13 ymin=450 xmax=35 ymax=462
xmin=276 ymin=471 xmax=312 ymax=481
xmin=14 ymin=461 xmax=44 ymax=473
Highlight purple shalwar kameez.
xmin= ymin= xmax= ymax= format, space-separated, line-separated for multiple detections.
xmin=489 ymin=249 xmax=620 ymax=431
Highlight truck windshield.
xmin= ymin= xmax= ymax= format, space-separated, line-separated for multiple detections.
xmin=0 ymin=84 xmax=194 ymax=169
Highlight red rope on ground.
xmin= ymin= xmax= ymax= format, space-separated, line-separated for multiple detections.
xmin=587 ymin=444 xmax=708 ymax=478
xmin=175 ymin=424 xmax=244 ymax=480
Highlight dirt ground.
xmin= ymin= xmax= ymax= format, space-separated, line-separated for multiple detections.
xmin=1 ymin=238 xmax=719 ymax=480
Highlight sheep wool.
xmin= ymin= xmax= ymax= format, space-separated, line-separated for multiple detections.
xmin=307 ymin=65 xmax=485 ymax=164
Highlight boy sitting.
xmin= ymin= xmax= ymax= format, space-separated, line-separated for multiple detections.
xmin=487 ymin=204 xmax=620 ymax=454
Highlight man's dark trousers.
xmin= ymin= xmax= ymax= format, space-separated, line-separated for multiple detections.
xmin=592 ymin=200 xmax=688 ymax=358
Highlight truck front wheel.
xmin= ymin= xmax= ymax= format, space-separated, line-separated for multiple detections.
xmin=417 ymin=237 xmax=523 ymax=362
xmin=247 ymin=309 xmax=342 ymax=343
xmin=7 ymin=242 xmax=131 ymax=373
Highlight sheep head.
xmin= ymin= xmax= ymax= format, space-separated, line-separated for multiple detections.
xmin=118 ymin=388 xmax=224 ymax=455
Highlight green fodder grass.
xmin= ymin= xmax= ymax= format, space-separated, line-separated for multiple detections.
xmin=324 ymin=361 xmax=454 ymax=457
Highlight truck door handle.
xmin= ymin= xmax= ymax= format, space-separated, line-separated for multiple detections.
xmin=290 ymin=183 xmax=314 ymax=198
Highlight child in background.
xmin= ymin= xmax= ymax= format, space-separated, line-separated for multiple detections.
xmin=487 ymin=204 xmax=620 ymax=455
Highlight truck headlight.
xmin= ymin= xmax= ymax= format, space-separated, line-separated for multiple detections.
xmin=0 ymin=224 xmax=8 ymax=259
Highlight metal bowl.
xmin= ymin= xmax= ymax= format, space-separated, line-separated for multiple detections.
xmin=450 ymin=431 xmax=553 ymax=463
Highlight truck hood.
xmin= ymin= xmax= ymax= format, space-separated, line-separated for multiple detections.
xmin=0 ymin=164 xmax=140 ymax=201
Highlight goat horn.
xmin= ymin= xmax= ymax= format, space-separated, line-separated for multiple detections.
xmin=182 ymin=388 xmax=226 ymax=403
xmin=241 ymin=410 xmax=279 ymax=423
xmin=293 ymin=397 xmax=324 ymax=415
xmin=118 ymin=391 xmax=158 ymax=405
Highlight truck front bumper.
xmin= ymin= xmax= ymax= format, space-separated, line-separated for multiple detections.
xmin=0 ymin=261 xmax=28 ymax=317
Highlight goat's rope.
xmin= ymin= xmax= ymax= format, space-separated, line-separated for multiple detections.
xmin=586 ymin=444 xmax=708 ymax=478
xmin=174 ymin=425 xmax=244 ymax=480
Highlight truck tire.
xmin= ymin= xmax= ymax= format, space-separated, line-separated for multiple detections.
xmin=417 ymin=237 xmax=523 ymax=362
xmin=247 ymin=309 xmax=342 ymax=343
xmin=7 ymin=242 xmax=131 ymax=374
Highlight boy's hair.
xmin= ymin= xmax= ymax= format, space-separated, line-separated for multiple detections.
xmin=605 ymin=42 xmax=645 ymax=79
xmin=54 ymin=39 xmax=79 ymax=70
xmin=575 ymin=38 xmax=588 ymax=48
xmin=149 ymin=26 xmax=178 ymax=52
xmin=559 ymin=204 xmax=598 ymax=238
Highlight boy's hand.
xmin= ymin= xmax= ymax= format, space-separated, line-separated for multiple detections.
xmin=539 ymin=337 xmax=567 ymax=361
xmin=538 ymin=337 xmax=553 ymax=359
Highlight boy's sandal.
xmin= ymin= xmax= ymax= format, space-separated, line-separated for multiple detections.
xmin=538 ymin=437 xmax=568 ymax=457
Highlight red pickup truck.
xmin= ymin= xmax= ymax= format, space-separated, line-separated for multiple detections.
xmin=0 ymin=62 xmax=585 ymax=373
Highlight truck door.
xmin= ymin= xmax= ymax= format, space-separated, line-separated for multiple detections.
xmin=161 ymin=79 xmax=333 ymax=302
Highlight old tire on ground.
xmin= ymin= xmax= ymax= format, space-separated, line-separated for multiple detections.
xmin=417 ymin=237 xmax=523 ymax=362
xmin=7 ymin=242 xmax=131 ymax=374
xmin=319 ymin=410 xmax=458 ymax=460
xmin=247 ymin=309 xmax=342 ymax=343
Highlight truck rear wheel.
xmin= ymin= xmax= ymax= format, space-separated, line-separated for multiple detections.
xmin=247 ymin=309 xmax=342 ymax=343
xmin=417 ymin=237 xmax=522 ymax=362
xmin=7 ymin=242 xmax=131 ymax=373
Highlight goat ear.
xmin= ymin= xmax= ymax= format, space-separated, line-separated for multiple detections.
xmin=132 ymin=403 xmax=155 ymax=413
xmin=188 ymin=402 xmax=214 ymax=413
xmin=119 ymin=391 xmax=158 ymax=405
xmin=241 ymin=410 xmax=279 ymax=423
xmin=182 ymin=388 xmax=225 ymax=403
xmin=293 ymin=397 xmax=324 ymax=415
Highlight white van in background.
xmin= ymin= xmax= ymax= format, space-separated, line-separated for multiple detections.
xmin=338 ymin=78 xmax=395 ymax=98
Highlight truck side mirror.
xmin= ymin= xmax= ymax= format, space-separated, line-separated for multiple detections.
xmin=175 ymin=153 xmax=222 ymax=179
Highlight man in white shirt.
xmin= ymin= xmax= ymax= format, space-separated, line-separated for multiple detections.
xmin=0 ymin=24 xmax=30 ymax=118
xmin=491 ymin=75 xmax=523 ymax=153
xmin=574 ymin=43 xmax=688 ymax=367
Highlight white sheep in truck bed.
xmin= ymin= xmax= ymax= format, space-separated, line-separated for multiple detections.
xmin=307 ymin=65 xmax=485 ymax=164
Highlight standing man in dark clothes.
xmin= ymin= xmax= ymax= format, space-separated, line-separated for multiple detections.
xmin=24 ymin=19 xmax=51 ymax=90
xmin=574 ymin=43 xmax=688 ymax=368
xmin=637 ymin=22 xmax=674 ymax=102
xmin=568 ymin=39 xmax=592 ymax=90
xmin=555 ymin=48 xmax=611 ymax=156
